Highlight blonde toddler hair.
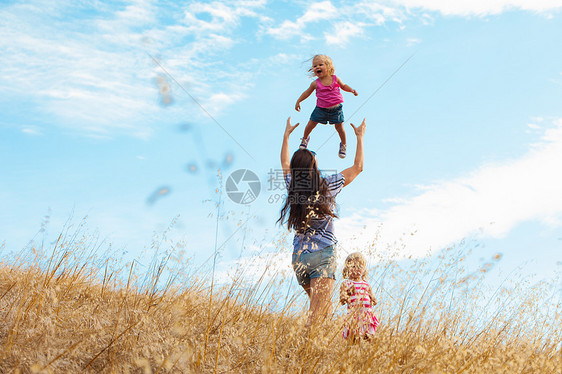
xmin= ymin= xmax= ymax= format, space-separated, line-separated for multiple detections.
xmin=342 ymin=252 xmax=368 ymax=279
xmin=308 ymin=54 xmax=335 ymax=77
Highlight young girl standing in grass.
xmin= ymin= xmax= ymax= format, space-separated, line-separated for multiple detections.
xmin=340 ymin=252 xmax=379 ymax=341
xmin=295 ymin=54 xmax=358 ymax=158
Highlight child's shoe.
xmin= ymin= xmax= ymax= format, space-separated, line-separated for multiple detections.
xmin=299 ymin=136 xmax=310 ymax=150
xmin=338 ymin=143 xmax=347 ymax=158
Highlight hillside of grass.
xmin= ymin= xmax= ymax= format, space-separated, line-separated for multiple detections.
xmin=1 ymin=231 xmax=560 ymax=373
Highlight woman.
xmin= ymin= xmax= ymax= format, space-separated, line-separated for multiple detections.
xmin=279 ymin=116 xmax=366 ymax=327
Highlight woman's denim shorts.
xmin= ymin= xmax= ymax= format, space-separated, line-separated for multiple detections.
xmin=292 ymin=245 xmax=337 ymax=286
xmin=310 ymin=104 xmax=344 ymax=124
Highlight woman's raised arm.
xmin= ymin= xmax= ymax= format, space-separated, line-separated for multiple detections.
xmin=341 ymin=119 xmax=366 ymax=186
xmin=281 ymin=117 xmax=300 ymax=176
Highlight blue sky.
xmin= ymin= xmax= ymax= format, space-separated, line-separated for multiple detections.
xmin=1 ymin=0 xmax=561 ymax=291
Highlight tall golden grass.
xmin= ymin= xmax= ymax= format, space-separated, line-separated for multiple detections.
xmin=1 ymin=223 xmax=560 ymax=373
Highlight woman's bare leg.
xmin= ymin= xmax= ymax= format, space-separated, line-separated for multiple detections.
xmin=305 ymin=277 xmax=335 ymax=327
xmin=301 ymin=283 xmax=311 ymax=298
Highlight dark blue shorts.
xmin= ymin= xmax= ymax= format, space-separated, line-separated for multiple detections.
xmin=310 ymin=104 xmax=344 ymax=124
xmin=292 ymin=245 xmax=337 ymax=286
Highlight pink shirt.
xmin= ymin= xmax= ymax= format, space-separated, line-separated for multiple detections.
xmin=316 ymin=75 xmax=344 ymax=108
xmin=342 ymin=279 xmax=379 ymax=339
xmin=345 ymin=279 xmax=375 ymax=310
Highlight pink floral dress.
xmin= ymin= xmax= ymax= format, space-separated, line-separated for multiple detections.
xmin=343 ymin=279 xmax=379 ymax=339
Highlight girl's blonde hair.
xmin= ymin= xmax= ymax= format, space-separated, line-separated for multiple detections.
xmin=308 ymin=54 xmax=335 ymax=77
xmin=342 ymin=252 xmax=368 ymax=279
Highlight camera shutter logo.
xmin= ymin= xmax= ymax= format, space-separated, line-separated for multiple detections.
xmin=226 ymin=169 xmax=261 ymax=204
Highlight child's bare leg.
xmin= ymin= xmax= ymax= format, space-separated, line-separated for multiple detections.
xmin=302 ymin=120 xmax=318 ymax=140
xmin=334 ymin=123 xmax=346 ymax=145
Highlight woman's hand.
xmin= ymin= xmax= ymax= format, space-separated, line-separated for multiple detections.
xmin=349 ymin=118 xmax=366 ymax=138
xmin=285 ymin=117 xmax=300 ymax=137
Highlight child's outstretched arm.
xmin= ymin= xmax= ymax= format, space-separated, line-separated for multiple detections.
xmin=336 ymin=77 xmax=358 ymax=96
xmin=295 ymin=81 xmax=317 ymax=111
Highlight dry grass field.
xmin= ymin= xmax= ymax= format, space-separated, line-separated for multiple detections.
xmin=1 ymin=226 xmax=560 ymax=373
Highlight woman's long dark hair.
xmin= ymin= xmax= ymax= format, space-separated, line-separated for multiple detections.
xmin=278 ymin=149 xmax=337 ymax=232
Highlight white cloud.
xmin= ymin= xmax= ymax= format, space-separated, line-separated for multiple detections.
xmin=266 ymin=1 xmax=339 ymax=40
xmin=0 ymin=1 xmax=165 ymax=138
xmin=183 ymin=3 xmax=239 ymax=33
xmin=204 ymin=92 xmax=246 ymax=114
xmin=0 ymin=1 xmax=267 ymax=138
xmin=355 ymin=2 xmax=406 ymax=24
xmin=266 ymin=0 xmax=561 ymax=45
xmin=338 ymin=118 xmax=562 ymax=259
xmin=406 ymin=37 xmax=422 ymax=46
xmin=300 ymin=1 xmax=339 ymax=23
xmin=325 ymin=21 xmax=366 ymax=46
xmin=265 ymin=1 xmax=405 ymax=44
xmin=267 ymin=20 xmax=303 ymax=40
xmin=99 ymin=0 xmax=155 ymax=30
xmin=389 ymin=0 xmax=562 ymax=16
xmin=182 ymin=0 xmax=266 ymax=36
xmin=21 ymin=126 xmax=42 ymax=136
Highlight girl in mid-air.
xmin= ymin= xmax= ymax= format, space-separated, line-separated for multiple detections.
xmin=295 ymin=54 xmax=358 ymax=158
xmin=340 ymin=252 xmax=379 ymax=341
